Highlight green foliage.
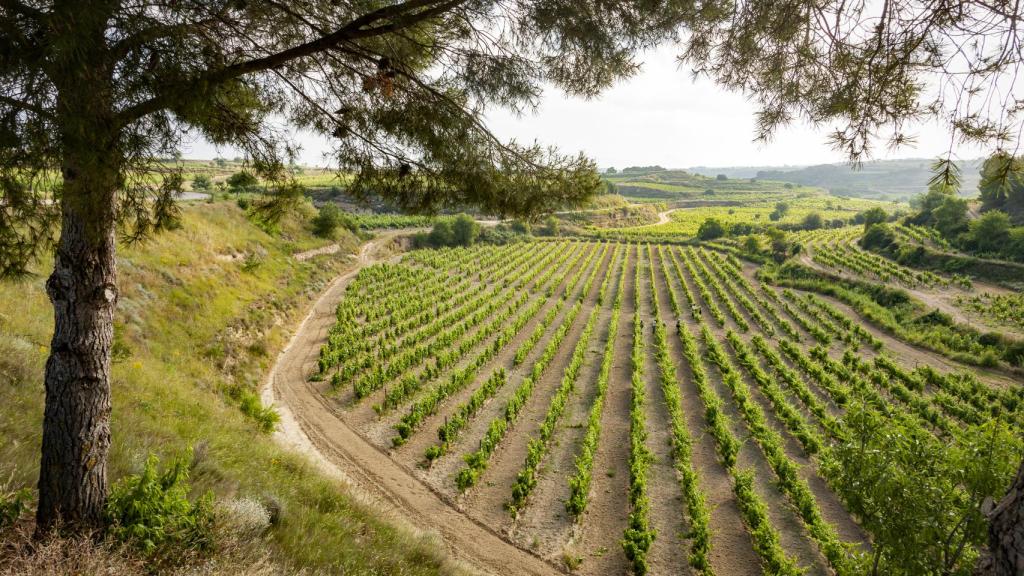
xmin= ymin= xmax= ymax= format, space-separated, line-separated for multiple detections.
xmin=696 ymin=217 xmax=726 ymax=240
xmin=510 ymin=220 xmax=531 ymax=235
xmin=543 ymin=215 xmax=560 ymax=236
xmin=769 ymin=261 xmax=1023 ymax=368
xmin=822 ymin=401 xmax=1021 ymax=575
xmin=622 ymin=254 xmax=655 ymax=575
xmin=742 ymin=235 xmax=762 ymax=254
xmin=191 ymin=174 xmax=211 ymax=191
xmin=451 ymin=214 xmax=480 ymax=246
xmin=105 ymin=454 xmax=214 ymax=555
xmin=765 ymin=227 xmax=794 ymax=262
xmin=311 ymin=203 xmax=356 ymax=239
xmin=934 ymin=195 xmax=969 ymax=238
xmin=428 ymin=221 xmax=455 ymax=246
xmin=238 ymin=390 xmax=280 ymax=433
xmin=860 ymin=223 xmax=896 ymax=251
xmin=978 ymin=152 xmax=1024 ymax=219
xmin=800 ymin=211 xmax=824 ymax=230
xmin=769 ymin=201 xmax=789 ymax=222
xmin=968 ymin=210 xmax=1011 ymax=253
xmin=226 ymin=171 xmax=259 ymax=193
xmin=566 ymin=247 xmax=626 ymax=518
xmin=908 ymin=184 xmax=969 ymax=241
xmin=455 ymin=244 xmax=607 ymax=490
xmin=0 ymin=482 xmax=30 ymax=528
xmin=859 ymin=206 xmax=888 ymax=228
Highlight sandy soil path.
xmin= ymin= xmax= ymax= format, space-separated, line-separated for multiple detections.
xmin=263 ymin=232 xmax=563 ymax=576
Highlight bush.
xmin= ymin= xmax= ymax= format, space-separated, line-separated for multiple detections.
xmin=800 ymin=212 xmax=824 ymax=230
xmin=969 ymin=210 xmax=1011 ymax=253
xmin=696 ymin=218 xmax=726 ymax=240
xmin=428 ymin=220 xmax=454 ymax=246
xmin=105 ymin=454 xmax=214 ymax=555
xmin=861 ymin=223 xmax=896 ymax=250
xmin=215 ymin=497 xmax=271 ymax=539
xmin=510 ymin=220 xmax=531 ymax=235
xmin=311 ymin=203 xmax=354 ymax=239
xmin=769 ymin=201 xmax=789 ymax=222
xmin=859 ymin=206 xmax=888 ymax=228
xmin=191 ymin=174 xmax=211 ymax=191
xmin=742 ymin=235 xmax=762 ymax=255
xmin=239 ymin=391 xmax=280 ymax=433
xmin=451 ymin=214 xmax=480 ymax=246
xmin=0 ymin=483 xmax=30 ymax=528
xmin=226 ymin=171 xmax=258 ymax=193
xmin=542 ymin=215 xmax=559 ymax=236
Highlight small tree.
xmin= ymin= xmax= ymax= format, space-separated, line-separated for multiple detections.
xmin=543 ymin=215 xmax=560 ymax=236
xmin=861 ymin=223 xmax=896 ymax=250
xmin=191 ymin=174 xmax=211 ymax=191
xmin=429 ymin=220 xmax=455 ymax=246
xmin=452 ymin=214 xmax=480 ymax=246
xmin=742 ymin=235 xmax=761 ymax=254
xmin=770 ymin=201 xmax=790 ymax=222
xmin=934 ymin=196 xmax=970 ymax=240
xmin=715 ymin=173 xmax=728 ymax=181
xmin=860 ymin=207 xmax=888 ymax=229
xmin=801 ymin=212 xmax=824 ymax=230
xmin=312 ymin=203 xmax=354 ymax=239
xmin=766 ymin=227 xmax=792 ymax=262
xmin=697 ymin=218 xmax=726 ymax=240
xmin=970 ymin=210 xmax=1012 ymax=254
xmin=226 ymin=171 xmax=259 ymax=193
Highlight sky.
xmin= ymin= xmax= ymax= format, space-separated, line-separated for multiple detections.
xmin=182 ymin=43 xmax=987 ymax=170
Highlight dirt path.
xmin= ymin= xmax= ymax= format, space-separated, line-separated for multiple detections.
xmin=571 ymin=245 xmax=635 ymax=575
xmin=264 ymin=233 xmax=563 ymax=576
xmin=637 ymin=208 xmax=678 ymax=227
xmin=626 ymin=247 xmax=689 ymax=575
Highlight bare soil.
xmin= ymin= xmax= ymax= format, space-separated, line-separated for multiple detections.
xmin=266 ymin=236 xmax=1014 ymax=576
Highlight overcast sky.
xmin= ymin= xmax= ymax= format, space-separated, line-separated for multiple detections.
xmin=182 ymin=43 xmax=987 ymax=170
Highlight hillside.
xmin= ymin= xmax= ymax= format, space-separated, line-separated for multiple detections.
xmin=0 ymin=201 xmax=460 ymax=575
xmin=689 ymin=158 xmax=984 ymax=201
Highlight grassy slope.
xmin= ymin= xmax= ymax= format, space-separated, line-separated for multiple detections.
xmin=0 ymin=201 xmax=458 ymax=575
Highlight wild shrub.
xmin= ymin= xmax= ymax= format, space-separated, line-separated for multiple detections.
xmin=105 ymin=454 xmax=214 ymax=555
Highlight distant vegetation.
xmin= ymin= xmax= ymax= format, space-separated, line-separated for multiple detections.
xmin=689 ymin=158 xmax=984 ymax=201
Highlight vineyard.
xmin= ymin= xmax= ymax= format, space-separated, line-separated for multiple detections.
xmin=955 ymin=292 xmax=1024 ymax=333
xmin=313 ymin=239 xmax=1023 ymax=575
xmin=792 ymin=226 xmax=950 ymax=288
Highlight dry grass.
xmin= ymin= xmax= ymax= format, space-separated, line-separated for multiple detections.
xmin=0 ymin=488 xmax=315 ymax=576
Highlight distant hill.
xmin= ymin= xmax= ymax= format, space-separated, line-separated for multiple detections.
xmin=689 ymin=158 xmax=983 ymax=201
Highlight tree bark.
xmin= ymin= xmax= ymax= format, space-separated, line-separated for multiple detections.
xmin=35 ymin=173 xmax=118 ymax=535
xmin=35 ymin=1 xmax=120 ymax=534
xmin=976 ymin=460 xmax=1024 ymax=575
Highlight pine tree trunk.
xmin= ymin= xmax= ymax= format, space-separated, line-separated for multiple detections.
xmin=35 ymin=3 xmax=119 ymax=529
xmin=977 ymin=459 xmax=1024 ymax=575
xmin=35 ymin=179 xmax=118 ymax=534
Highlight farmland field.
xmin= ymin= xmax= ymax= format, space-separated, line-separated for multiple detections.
xmin=308 ymin=238 xmax=1023 ymax=575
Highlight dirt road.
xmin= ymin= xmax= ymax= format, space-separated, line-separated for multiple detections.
xmin=263 ymin=233 xmax=562 ymax=576
xmin=636 ymin=207 xmax=677 ymax=227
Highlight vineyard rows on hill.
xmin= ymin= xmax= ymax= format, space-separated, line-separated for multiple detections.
xmin=315 ymin=240 xmax=1023 ymax=576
